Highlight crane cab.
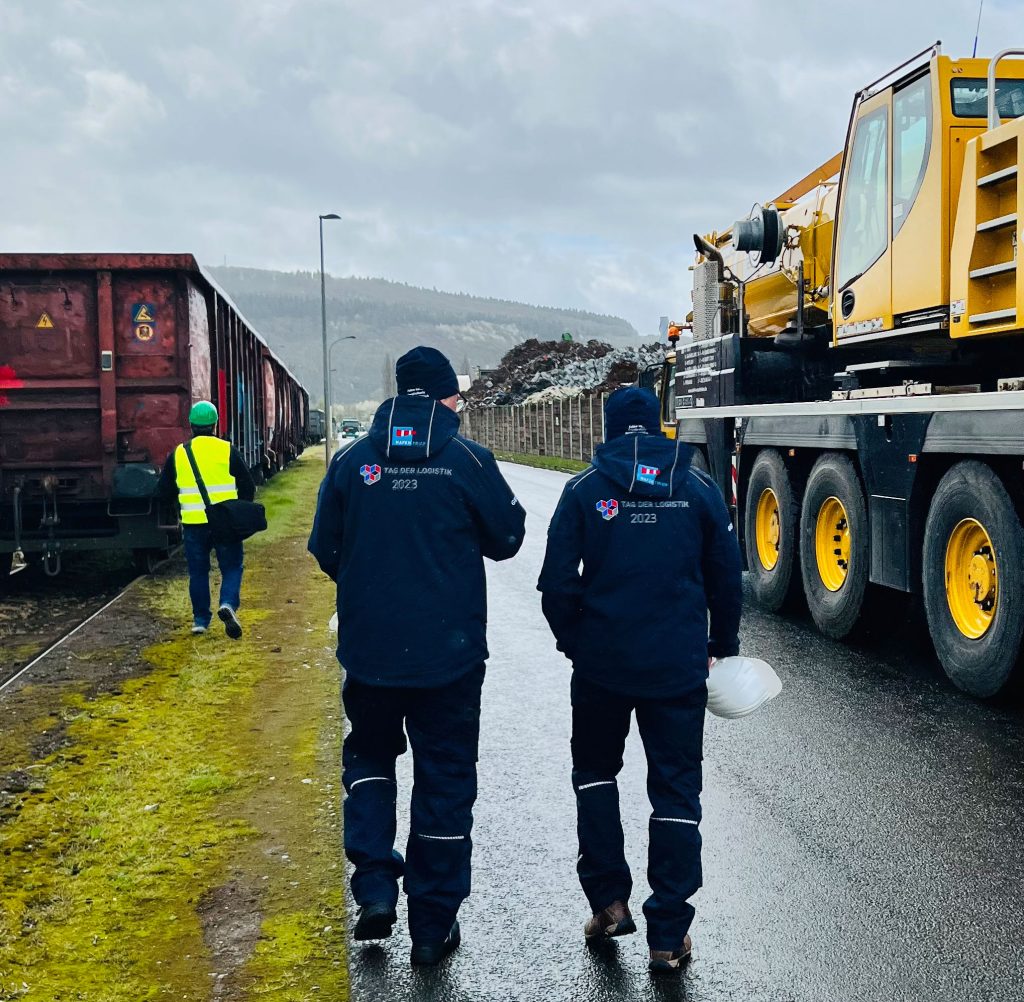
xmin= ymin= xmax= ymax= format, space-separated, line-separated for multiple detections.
xmin=833 ymin=48 xmax=1024 ymax=345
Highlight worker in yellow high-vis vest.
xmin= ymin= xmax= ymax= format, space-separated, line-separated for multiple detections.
xmin=158 ymin=401 xmax=257 ymax=638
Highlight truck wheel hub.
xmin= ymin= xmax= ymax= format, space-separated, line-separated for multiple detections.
xmin=814 ymin=495 xmax=851 ymax=592
xmin=755 ymin=488 xmax=781 ymax=571
xmin=945 ymin=518 xmax=998 ymax=639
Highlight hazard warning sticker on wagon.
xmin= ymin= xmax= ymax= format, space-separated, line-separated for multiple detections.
xmin=132 ymin=303 xmax=156 ymax=324
xmin=36 ymin=312 xmax=54 ymax=329
xmin=134 ymin=323 xmax=155 ymax=342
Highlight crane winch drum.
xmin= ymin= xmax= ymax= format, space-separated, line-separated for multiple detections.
xmin=733 ymin=205 xmax=786 ymax=264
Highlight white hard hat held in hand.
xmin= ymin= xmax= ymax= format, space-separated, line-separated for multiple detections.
xmin=706 ymin=656 xmax=783 ymax=719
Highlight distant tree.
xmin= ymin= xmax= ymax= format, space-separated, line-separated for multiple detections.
xmin=381 ymin=353 xmax=396 ymax=398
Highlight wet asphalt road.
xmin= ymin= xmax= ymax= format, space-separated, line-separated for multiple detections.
xmin=348 ymin=463 xmax=1024 ymax=1002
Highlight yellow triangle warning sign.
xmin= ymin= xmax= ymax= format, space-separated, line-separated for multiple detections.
xmin=133 ymin=304 xmax=155 ymax=323
xmin=36 ymin=312 xmax=54 ymax=329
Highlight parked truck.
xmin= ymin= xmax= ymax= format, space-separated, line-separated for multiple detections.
xmin=652 ymin=45 xmax=1024 ymax=697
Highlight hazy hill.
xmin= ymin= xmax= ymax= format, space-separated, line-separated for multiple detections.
xmin=206 ymin=266 xmax=639 ymax=405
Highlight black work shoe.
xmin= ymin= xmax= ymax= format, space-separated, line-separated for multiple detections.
xmin=649 ymin=934 xmax=692 ymax=975
xmin=584 ymin=900 xmax=637 ymax=941
xmin=353 ymin=902 xmax=397 ymax=941
xmin=218 ymin=604 xmax=242 ymax=640
xmin=410 ymin=921 xmax=461 ymax=966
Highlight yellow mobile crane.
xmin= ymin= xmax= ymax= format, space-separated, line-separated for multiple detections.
xmin=651 ymin=44 xmax=1024 ymax=697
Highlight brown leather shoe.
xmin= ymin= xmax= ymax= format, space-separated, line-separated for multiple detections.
xmin=584 ymin=900 xmax=637 ymax=940
xmin=649 ymin=934 xmax=692 ymax=974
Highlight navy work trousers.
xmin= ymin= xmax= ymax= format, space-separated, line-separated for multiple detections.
xmin=571 ymin=672 xmax=706 ymax=951
xmin=182 ymin=523 xmax=243 ymax=628
xmin=341 ymin=664 xmax=485 ymax=943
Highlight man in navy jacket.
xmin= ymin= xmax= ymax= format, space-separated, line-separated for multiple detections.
xmin=537 ymin=387 xmax=741 ymax=975
xmin=309 ymin=346 xmax=525 ymax=965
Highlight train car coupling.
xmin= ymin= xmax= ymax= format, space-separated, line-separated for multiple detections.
xmin=10 ymin=484 xmax=27 ymax=575
xmin=41 ymin=477 xmax=62 ymax=577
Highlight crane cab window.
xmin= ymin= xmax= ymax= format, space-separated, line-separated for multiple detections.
xmin=836 ymin=105 xmax=889 ymax=290
xmin=893 ymin=74 xmax=931 ymax=236
xmin=951 ymin=78 xmax=1024 ymax=119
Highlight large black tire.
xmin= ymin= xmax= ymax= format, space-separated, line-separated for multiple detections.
xmin=799 ymin=453 xmax=869 ymax=639
xmin=923 ymin=461 xmax=1024 ymax=697
xmin=744 ymin=450 xmax=801 ymax=611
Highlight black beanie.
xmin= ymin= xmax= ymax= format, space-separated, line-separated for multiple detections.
xmin=604 ymin=386 xmax=661 ymax=441
xmin=395 ymin=346 xmax=459 ymax=400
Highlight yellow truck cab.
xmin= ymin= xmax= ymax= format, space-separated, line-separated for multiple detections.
xmin=656 ymin=46 xmax=1024 ymax=700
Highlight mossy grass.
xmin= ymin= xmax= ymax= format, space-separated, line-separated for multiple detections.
xmin=0 ymin=450 xmax=346 ymax=1000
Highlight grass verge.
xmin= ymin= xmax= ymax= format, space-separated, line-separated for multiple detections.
xmin=492 ymin=450 xmax=589 ymax=474
xmin=0 ymin=450 xmax=345 ymax=1001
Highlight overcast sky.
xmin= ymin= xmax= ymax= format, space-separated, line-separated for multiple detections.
xmin=1 ymin=0 xmax=1017 ymax=333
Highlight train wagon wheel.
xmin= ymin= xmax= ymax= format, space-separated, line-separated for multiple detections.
xmin=133 ymin=548 xmax=169 ymax=575
xmin=799 ymin=453 xmax=868 ymax=639
xmin=744 ymin=450 xmax=801 ymax=611
xmin=923 ymin=461 xmax=1024 ymax=697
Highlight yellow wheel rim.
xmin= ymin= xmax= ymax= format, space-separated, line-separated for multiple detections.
xmin=945 ymin=518 xmax=998 ymax=639
xmin=814 ymin=496 xmax=850 ymax=592
xmin=755 ymin=487 xmax=781 ymax=571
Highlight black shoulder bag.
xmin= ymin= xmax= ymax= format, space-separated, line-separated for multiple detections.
xmin=183 ymin=441 xmax=267 ymax=544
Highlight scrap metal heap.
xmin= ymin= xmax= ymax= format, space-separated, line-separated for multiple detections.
xmin=466 ymin=338 xmax=662 ymax=406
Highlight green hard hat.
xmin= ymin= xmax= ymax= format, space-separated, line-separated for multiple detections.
xmin=189 ymin=400 xmax=218 ymax=427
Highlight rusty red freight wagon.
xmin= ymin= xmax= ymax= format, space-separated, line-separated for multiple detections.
xmin=0 ymin=254 xmax=310 ymax=576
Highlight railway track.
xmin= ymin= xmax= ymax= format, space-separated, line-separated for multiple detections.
xmin=0 ymin=584 xmax=139 ymax=693
xmin=0 ymin=551 xmax=176 ymax=694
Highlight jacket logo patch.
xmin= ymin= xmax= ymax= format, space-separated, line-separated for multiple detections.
xmin=636 ymin=464 xmax=660 ymax=485
xmin=392 ymin=426 xmax=416 ymax=446
xmin=360 ymin=464 xmax=381 ymax=485
xmin=595 ymin=499 xmax=619 ymax=521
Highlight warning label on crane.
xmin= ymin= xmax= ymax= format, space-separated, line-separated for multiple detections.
xmin=132 ymin=303 xmax=156 ymax=324
xmin=36 ymin=312 xmax=54 ymax=329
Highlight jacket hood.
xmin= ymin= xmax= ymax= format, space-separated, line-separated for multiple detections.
xmin=592 ymin=433 xmax=693 ymax=497
xmin=368 ymin=395 xmax=460 ymax=460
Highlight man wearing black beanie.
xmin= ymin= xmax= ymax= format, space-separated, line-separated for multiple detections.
xmin=309 ymin=345 xmax=526 ymax=965
xmin=538 ymin=386 xmax=742 ymax=976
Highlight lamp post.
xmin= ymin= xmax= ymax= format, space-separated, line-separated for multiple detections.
xmin=319 ymin=212 xmax=341 ymax=466
xmin=328 ymin=335 xmax=357 ymax=446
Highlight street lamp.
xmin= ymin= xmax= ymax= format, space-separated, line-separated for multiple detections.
xmin=319 ymin=212 xmax=341 ymax=467
xmin=328 ymin=335 xmax=357 ymax=444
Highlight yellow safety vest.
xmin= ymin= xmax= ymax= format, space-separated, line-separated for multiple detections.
xmin=175 ymin=436 xmax=238 ymax=525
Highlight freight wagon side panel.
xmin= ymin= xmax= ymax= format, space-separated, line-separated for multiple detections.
xmin=110 ymin=271 xmax=190 ymax=479
xmin=0 ymin=273 xmax=104 ymax=498
xmin=263 ymin=357 xmax=277 ymax=462
xmin=187 ymin=280 xmax=212 ymax=406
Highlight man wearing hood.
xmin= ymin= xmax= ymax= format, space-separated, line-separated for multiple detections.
xmin=537 ymin=386 xmax=742 ymax=975
xmin=308 ymin=346 xmax=525 ymax=966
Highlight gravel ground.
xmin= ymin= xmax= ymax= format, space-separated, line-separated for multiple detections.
xmin=0 ymin=553 xmax=140 ymax=682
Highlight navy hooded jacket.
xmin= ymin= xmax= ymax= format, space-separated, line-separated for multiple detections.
xmin=537 ymin=433 xmax=742 ymax=699
xmin=308 ymin=395 xmax=526 ymax=688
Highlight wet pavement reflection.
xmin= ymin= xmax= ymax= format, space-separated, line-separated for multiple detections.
xmin=349 ymin=464 xmax=1024 ymax=1001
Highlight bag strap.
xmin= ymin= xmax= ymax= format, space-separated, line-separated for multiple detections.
xmin=183 ymin=441 xmax=213 ymax=509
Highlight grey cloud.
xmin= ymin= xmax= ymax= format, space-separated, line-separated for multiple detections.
xmin=3 ymin=0 xmax=1021 ymax=331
